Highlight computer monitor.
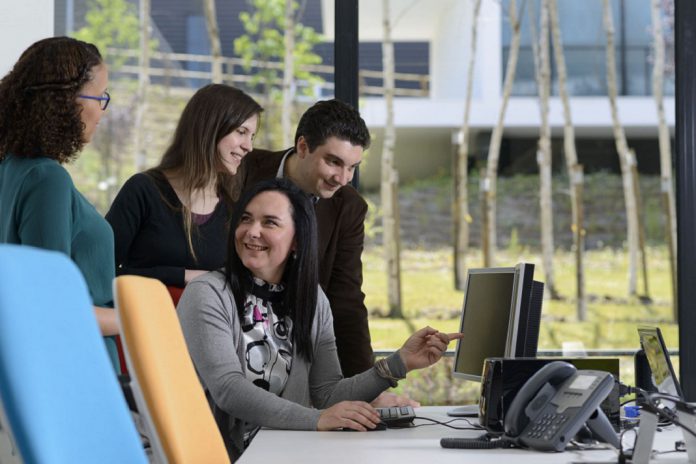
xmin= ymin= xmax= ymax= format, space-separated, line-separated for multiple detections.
xmin=452 ymin=263 xmax=544 ymax=383
xmin=637 ymin=326 xmax=682 ymax=399
xmin=448 ymin=263 xmax=543 ymax=417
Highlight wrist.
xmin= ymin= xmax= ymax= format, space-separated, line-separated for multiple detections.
xmin=398 ymin=350 xmax=408 ymax=372
xmin=314 ymin=410 xmax=324 ymax=431
xmin=393 ymin=350 xmax=409 ymax=374
xmin=374 ymin=353 xmax=408 ymax=387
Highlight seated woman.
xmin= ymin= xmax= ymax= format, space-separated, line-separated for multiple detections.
xmin=106 ymin=84 xmax=262 ymax=303
xmin=177 ymin=178 xmax=462 ymax=459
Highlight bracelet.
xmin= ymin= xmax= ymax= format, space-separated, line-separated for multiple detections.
xmin=374 ymin=357 xmax=400 ymax=387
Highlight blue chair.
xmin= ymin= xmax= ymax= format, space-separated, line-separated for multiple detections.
xmin=0 ymin=245 xmax=147 ymax=464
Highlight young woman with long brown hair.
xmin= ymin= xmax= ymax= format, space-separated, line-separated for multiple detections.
xmin=106 ymin=84 xmax=262 ymax=300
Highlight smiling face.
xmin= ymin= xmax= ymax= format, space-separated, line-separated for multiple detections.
xmin=77 ymin=63 xmax=108 ymax=143
xmin=235 ymin=190 xmax=296 ymax=284
xmin=294 ymin=136 xmax=363 ymax=198
xmin=218 ymin=113 xmax=258 ymax=175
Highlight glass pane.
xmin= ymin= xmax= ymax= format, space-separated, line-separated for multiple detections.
xmin=40 ymin=0 xmax=679 ymax=411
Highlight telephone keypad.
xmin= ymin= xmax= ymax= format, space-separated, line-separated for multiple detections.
xmin=515 ymin=368 xmax=617 ymax=452
xmin=524 ymin=412 xmax=569 ymax=440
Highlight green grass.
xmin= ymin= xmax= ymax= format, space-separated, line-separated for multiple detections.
xmin=366 ymin=246 xmax=678 ymax=351
xmin=366 ymin=245 xmax=678 ymax=405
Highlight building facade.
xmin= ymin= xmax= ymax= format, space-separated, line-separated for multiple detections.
xmin=47 ymin=0 xmax=675 ymax=189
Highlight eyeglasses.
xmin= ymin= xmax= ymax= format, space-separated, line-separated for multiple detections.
xmin=78 ymin=91 xmax=110 ymax=111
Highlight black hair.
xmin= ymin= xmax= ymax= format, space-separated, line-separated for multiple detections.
xmin=294 ymin=99 xmax=371 ymax=152
xmin=225 ymin=178 xmax=319 ymax=362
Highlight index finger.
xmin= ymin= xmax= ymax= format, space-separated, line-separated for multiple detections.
xmin=415 ymin=326 xmax=438 ymax=337
xmin=446 ymin=332 xmax=465 ymax=342
xmin=349 ymin=400 xmax=379 ymax=415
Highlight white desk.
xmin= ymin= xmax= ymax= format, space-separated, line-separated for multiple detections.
xmin=239 ymin=406 xmax=690 ymax=463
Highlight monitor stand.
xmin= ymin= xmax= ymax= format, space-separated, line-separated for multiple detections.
xmin=446 ymin=404 xmax=479 ymax=417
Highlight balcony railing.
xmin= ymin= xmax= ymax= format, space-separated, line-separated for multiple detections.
xmin=106 ymin=48 xmax=430 ymax=98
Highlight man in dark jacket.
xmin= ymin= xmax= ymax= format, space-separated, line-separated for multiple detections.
xmin=239 ymin=99 xmax=373 ymax=377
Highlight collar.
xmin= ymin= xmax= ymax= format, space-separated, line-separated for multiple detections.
xmin=277 ymin=148 xmax=320 ymax=204
xmin=249 ymin=276 xmax=285 ymax=306
xmin=276 ymin=148 xmax=294 ymax=179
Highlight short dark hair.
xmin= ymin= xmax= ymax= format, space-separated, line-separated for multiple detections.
xmin=294 ymin=99 xmax=371 ymax=152
xmin=0 ymin=36 xmax=103 ymax=163
xmin=225 ymin=178 xmax=319 ymax=362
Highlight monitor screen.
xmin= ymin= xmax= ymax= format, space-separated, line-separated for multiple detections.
xmin=638 ymin=326 xmax=682 ymax=399
xmin=452 ymin=264 xmax=533 ymax=382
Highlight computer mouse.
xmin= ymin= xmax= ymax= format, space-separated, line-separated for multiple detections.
xmin=340 ymin=421 xmax=387 ymax=431
xmin=373 ymin=421 xmax=388 ymax=431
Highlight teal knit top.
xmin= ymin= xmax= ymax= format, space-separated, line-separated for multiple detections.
xmin=0 ymin=155 xmax=115 ymax=307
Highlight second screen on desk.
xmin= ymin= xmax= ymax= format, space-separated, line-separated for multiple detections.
xmin=453 ymin=270 xmax=515 ymax=380
xmin=453 ymin=263 xmax=541 ymax=382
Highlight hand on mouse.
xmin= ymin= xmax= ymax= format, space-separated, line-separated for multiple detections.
xmin=317 ymin=400 xmax=382 ymax=431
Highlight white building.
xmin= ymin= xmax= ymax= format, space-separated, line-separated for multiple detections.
xmin=2 ymin=0 xmax=673 ymax=190
xmin=323 ymin=0 xmax=674 ymax=188
xmin=0 ymin=0 xmax=54 ymax=77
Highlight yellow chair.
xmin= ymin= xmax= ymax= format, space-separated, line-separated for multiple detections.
xmin=114 ymin=275 xmax=230 ymax=464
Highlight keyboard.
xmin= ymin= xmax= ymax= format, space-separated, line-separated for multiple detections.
xmin=376 ymin=406 xmax=416 ymax=428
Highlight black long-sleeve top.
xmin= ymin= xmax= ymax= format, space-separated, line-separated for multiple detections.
xmin=106 ymin=171 xmax=230 ymax=287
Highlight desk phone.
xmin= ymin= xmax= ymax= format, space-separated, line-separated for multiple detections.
xmin=504 ymin=361 xmax=619 ymax=451
xmin=441 ymin=362 xmax=618 ymax=452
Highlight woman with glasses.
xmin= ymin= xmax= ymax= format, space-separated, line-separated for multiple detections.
xmin=106 ymin=84 xmax=262 ymax=303
xmin=0 ymin=37 xmax=119 ymax=366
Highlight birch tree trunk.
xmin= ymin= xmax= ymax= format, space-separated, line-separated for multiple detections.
xmin=281 ymin=0 xmax=295 ymax=148
xmin=549 ymin=0 xmax=586 ymax=320
xmin=482 ymin=0 xmax=521 ymax=267
xmin=603 ymin=0 xmax=644 ymax=297
xmin=454 ymin=0 xmax=481 ymax=290
xmin=630 ymin=148 xmax=650 ymax=298
xmin=531 ymin=0 xmax=558 ymax=299
xmin=203 ymin=0 xmax=223 ymax=84
xmin=651 ymin=0 xmax=677 ymax=319
xmin=382 ymin=0 xmax=402 ymax=317
xmin=134 ymin=0 xmax=151 ymax=171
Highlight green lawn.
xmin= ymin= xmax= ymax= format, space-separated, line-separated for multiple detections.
xmin=364 ymin=245 xmax=678 ymax=405
xmin=365 ymin=246 xmax=677 ymax=350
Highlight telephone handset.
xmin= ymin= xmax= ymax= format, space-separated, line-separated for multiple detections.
xmin=504 ymin=361 xmax=620 ymax=452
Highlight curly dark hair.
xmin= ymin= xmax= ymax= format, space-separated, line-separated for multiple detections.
xmin=294 ymin=99 xmax=371 ymax=152
xmin=0 ymin=36 xmax=103 ymax=163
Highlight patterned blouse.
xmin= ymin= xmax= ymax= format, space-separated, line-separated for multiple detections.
xmin=241 ymin=278 xmax=293 ymax=395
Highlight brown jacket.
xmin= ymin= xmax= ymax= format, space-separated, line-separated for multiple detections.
xmin=239 ymin=149 xmax=374 ymax=377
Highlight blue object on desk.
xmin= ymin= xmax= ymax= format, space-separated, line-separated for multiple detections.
xmin=624 ymin=405 xmax=640 ymax=418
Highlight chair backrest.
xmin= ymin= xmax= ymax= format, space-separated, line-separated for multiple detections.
xmin=166 ymin=286 xmax=184 ymax=306
xmin=0 ymin=245 xmax=147 ymax=464
xmin=114 ymin=275 xmax=230 ymax=464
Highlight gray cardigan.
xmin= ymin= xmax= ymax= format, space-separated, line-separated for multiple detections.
xmin=176 ymin=271 xmax=405 ymax=459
